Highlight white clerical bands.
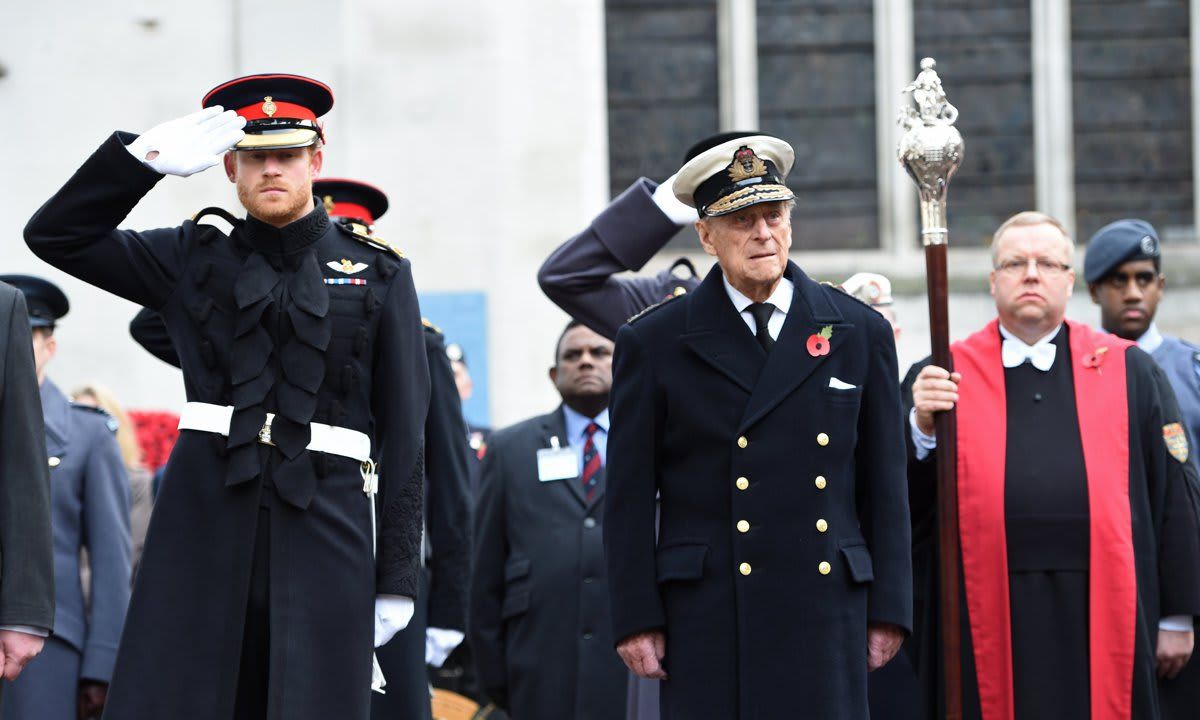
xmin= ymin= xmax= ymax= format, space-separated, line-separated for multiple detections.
xmin=177 ymin=402 xmax=372 ymax=463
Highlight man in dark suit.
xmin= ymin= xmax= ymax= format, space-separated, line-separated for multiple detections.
xmin=0 ymin=275 xmax=131 ymax=720
xmin=538 ymin=173 xmax=700 ymax=342
xmin=604 ymin=133 xmax=911 ymax=719
xmin=469 ymin=321 xmax=626 ymax=720
xmin=0 ymin=280 xmax=54 ymax=692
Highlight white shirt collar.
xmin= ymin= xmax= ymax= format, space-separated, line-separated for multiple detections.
xmin=998 ymin=322 xmax=1062 ymax=350
xmin=722 ymin=274 xmax=793 ymax=315
xmin=1136 ymin=322 xmax=1164 ymax=354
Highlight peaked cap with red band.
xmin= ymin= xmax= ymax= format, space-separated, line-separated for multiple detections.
xmin=202 ymin=73 xmax=333 ymax=150
xmin=313 ymin=178 xmax=389 ymax=226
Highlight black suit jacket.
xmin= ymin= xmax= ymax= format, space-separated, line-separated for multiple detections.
xmin=469 ymin=407 xmax=626 ymax=720
xmin=0 ymin=283 xmax=53 ymax=632
xmin=604 ymin=262 xmax=912 ymax=719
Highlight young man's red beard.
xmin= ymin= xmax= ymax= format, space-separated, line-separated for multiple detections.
xmin=237 ymin=180 xmax=313 ymax=225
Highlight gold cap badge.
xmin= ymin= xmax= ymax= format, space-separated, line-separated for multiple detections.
xmin=323 ymin=195 xmax=335 ymax=213
xmin=262 ymin=96 xmax=277 ymax=117
xmin=728 ymin=147 xmax=768 ymax=183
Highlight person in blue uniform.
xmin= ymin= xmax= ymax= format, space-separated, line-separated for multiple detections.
xmin=1084 ymin=218 xmax=1200 ymax=719
xmin=23 ymin=74 xmax=430 ymax=720
xmin=604 ymin=133 xmax=911 ymax=719
xmin=0 ymin=275 xmax=130 ymax=720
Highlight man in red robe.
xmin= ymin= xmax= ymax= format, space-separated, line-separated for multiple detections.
xmin=904 ymin=211 xmax=1200 ymax=719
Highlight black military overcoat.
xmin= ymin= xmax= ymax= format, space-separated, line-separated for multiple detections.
xmin=604 ymin=261 xmax=912 ymax=719
xmin=24 ymin=134 xmax=430 ymax=720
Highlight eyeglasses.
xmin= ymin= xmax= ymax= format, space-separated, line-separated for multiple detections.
xmin=994 ymin=257 xmax=1072 ymax=277
xmin=1102 ymin=271 xmax=1158 ymax=289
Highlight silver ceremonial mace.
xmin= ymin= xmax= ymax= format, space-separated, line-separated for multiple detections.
xmin=898 ymin=57 xmax=964 ymax=720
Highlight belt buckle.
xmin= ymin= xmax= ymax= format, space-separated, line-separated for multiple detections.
xmin=258 ymin=412 xmax=276 ymax=446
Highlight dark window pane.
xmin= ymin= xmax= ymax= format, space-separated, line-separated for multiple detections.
xmin=914 ymin=0 xmax=1034 ymax=247
xmin=1072 ymin=0 xmax=1193 ymax=244
xmin=759 ymin=0 xmax=879 ymax=250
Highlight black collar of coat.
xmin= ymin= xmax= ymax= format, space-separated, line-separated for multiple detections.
xmin=682 ymin=260 xmax=853 ymax=432
xmin=242 ymin=201 xmax=330 ymax=261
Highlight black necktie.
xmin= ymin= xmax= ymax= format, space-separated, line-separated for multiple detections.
xmin=748 ymin=302 xmax=775 ymax=352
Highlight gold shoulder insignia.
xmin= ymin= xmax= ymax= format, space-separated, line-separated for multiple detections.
xmin=336 ymin=222 xmax=405 ymax=259
xmin=628 ymin=293 xmax=681 ymax=324
xmin=1164 ymin=422 xmax=1189 ymax=464
xmin=422 ymin=317 xmax=442 ymax=334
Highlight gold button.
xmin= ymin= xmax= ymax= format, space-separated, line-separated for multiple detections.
xmin=736 ymin=477 xmax=750 ymax=491
xmin=814 ymin=476 xmax=827 ymax=490
xmin=737 ymin=520 xmax=750 ymax=533
xmin=673 ymin=286 xmax=687 ymax=297
xmin=819 ymin=561 xmax=831 ymax=575
xmin=816 ymin=519 xmax=828 ymax=533
xmin=739 ymin=563 xmax=752 ymax=576
xmin=48 ymin=456 xmax=61 ymax=468
xmin=817 ymin=433 xmax=830 ymax=447
xmin=737 ymin=436 xmax=748 ymax=449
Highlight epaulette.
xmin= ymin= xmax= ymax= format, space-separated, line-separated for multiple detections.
xmin=628 ymin=293 xmax=680 ymax=324
xmin=422 ymin=318 xmax=443 ymax=335
xmin=336 ymin=222 xmax=405 ymax=260
xmin=72 ymin=403 xmax=119 ymax=433
xmin=191 ymin=206 xmax=243 ymax=229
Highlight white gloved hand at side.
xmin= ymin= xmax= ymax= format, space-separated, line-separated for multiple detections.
xmin=652 ymin=173 xmax=700 ymax=225
xmin=374 ymin=595 xmax=415 ymax=647
xmin=125 ymin=106 xmax=246 ymax=177
xmin=425 ymin=627 xmax=466 ymax=667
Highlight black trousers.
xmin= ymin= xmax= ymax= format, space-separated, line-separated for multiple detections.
xmin=234 ymin=509 xmax=271 ymax=720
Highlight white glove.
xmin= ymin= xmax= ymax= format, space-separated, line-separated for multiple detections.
xmin=374 ymin=595 xmax=415 ymax=647
xmin=425 ymin=627 xmax=465 ymax=667
xmin=652 ymin=173 xmax=699 ymax=225
xmin=125 ymin=106 xmax=246 ymax=177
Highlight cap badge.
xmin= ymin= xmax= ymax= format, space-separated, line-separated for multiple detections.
xmin=728 ymin=147 xmax=769 ymax=183
xmin=328 ymin=259 xmax=369 ymax=275
xmin=262 ymin=96 xmax=277 ymax=118
xmin=1140 ymin=235 xmax=1157 ymax=255
xmin=323 ymin=195 xmax=335 ymax=213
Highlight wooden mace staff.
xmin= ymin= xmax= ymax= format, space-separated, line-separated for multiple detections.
xmin=898 ymin=57 xmax=965 ymax=720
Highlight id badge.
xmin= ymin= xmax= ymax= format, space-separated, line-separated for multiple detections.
xmin=537 ymin=436 xmax=578 ymax=482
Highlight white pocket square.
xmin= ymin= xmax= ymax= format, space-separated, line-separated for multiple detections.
xmin=828 ymin=377 xmax=856 ymax=390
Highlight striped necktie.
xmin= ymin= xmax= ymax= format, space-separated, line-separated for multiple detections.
xmin=581 ymin=422 xmax=602 ymax=501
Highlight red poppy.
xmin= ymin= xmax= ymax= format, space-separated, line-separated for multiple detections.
xmin=807 ymin=325 xmax=834 ymax=357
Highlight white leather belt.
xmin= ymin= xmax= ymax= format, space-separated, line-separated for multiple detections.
xmin=177 ymin=402 xmax=371 ymax=463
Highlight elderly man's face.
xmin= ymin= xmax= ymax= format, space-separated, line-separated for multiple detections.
xmin=989 ymin=222 xmax=1075 ymax=330
xmin=697 ymin=202 xmax=792 ymax=297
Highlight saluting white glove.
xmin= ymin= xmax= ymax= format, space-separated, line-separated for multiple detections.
xmin=653 ymin=172 xmax=700 ymax=225
xmin=125 ymin=106 xmax=246 ymax=177
xmin=374 ymin=595 xmax=415 ymax=647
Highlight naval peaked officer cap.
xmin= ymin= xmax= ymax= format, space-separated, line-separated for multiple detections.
xmin=314 ymin=178 xmax=389 ymax=226
xmin=203 ymin=73 xmax=333 ymax=150
xmin=0 ymin=274 xmax=69 ymax=329
xmin=1084 ymin=218 xmax=1162 ymax=284
xmin=673 ymin=133 xmax=795 ymax=217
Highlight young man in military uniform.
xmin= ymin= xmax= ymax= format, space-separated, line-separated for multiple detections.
xmin=604 ymin=133 xmax=911 ymax=719
xmin=1084 ymin=218 xmax=1200 ymax=719
xmin=0 ymin=275 xmax=130 ymax=720
xmin=24 ymin=74 xmax=430 ymax=720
